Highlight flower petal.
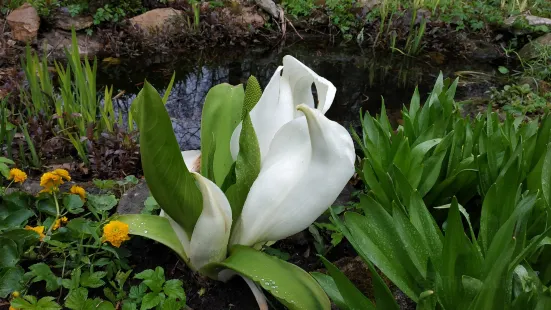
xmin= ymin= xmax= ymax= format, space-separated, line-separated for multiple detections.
xmin=160 ymin=210 xmax=192 ymax=265
xmin=182 ymin=150 xmax=201 ymax=173
xmin=282 ymin=55 xmax=336 ymax=115
xmin=230 ymin=66 xmax=295 ymax=161
xmin=189 ymin=172 xmax=233 ymax=271
xmin=231 ymin=105 xmax=355 ymax=246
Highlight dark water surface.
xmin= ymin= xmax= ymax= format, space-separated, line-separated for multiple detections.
xmin=97 ymin=41 xmax=497 ymax=150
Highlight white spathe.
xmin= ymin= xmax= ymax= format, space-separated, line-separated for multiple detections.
xmin=230 ymin=55 xmax=337 ymax=162
xmin=230 ymin=104 xmax=355 ymax=246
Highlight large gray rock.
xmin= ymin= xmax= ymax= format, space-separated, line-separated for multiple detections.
xmin=254 ymin=0 xmax=279 ymax=19
xmin=505 ymin=14 xmax=551 ymax=27
xmin=117 ymin=181 xmax=150 ymax=214
xmin=519 ymin=33 xmax=551 ymax=59
xmin=7 ymin=3 xmax=40 ymax=42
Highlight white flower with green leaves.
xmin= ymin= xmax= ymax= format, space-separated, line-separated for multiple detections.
xmin=119 ymin=56 xmax=355 ymax=309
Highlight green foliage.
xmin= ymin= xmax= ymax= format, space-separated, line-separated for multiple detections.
xmin=282 ymin=0 xmax=317 ymax=17
xmin=489 ymin=83 xmax=550 ymax=115
xmin=127 ymin=267 xmax=186 ymax=310
xmin=321 ymin=73 xmax=551 ymax=309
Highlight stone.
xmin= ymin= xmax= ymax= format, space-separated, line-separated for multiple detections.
xmin=358 ymin=0 xmax=381 ymax=11
xmin=55 ymin=10 xmax=94 ymax=31
xmin=519 ymin=33 xmax=551 ymax=59
xmin=40 ymin=30 xmax=103 ymax=59
xmin=7 ymin=3 xmax=40 ymax=42
xmin=254 ymin=0 xmax=279 ymax=19
xmin=116 ymin=181 xmax=150 ymax=214
xmin=239 ymin=6 xmax=265 ymax=29
xmin=129 ymin=8 xmax=183 ymax=34
xmin=504 ymin=14 xmax=551 ymax=27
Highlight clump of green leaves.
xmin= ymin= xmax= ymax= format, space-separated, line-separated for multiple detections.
xmin=489 ymin=83 xmax=550 ymax=115
xmin=282 ymin=0 xmax=317 ymax=17
xmin=124 ymin=267 xmax=187 ymax=310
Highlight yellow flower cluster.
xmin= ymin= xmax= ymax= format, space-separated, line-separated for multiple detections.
xmin=70 ymin=185 xmax=86 ymax=201
xmin=102 ymin=221 xmax=130 ymax=248
xmin=25 ymin=225 xmax=45 ymax=241
xmin=8 ymin=168 xmax=27 ymax=183
xmin=39 ymin=169 xmax=71 ymax=194
xmin=52 ymin=216 xmax=68 ymax=231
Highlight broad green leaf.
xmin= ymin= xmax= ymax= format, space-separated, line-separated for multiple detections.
xmin=0 ymin=266 xmax=24 ymax=298
xmin=130 ymin=81 xmax=202 ymax=236
xmin=80 ymin=271 xmax=107 ymax=288
xmin=344 ymin=202 xmax=420 ymax=300
xmin=135 ymin=267 xmax=165 ymax=293
xmin=318 ymin=256 xmax=375 ymax=310
xmin=65 ymin=287 xmax=88 ymax=309
xmin=407 ymin=139 xmax=442 ymax=188
xmin=117 ymin=214 xmax=187 ymax=261
xmin=1 ymin=229 xmax=38 ymax=255
xmin=542 ymin=143 xmax=551 ymax=207
xmin=409 ymin=86 xmax=420 ymax=125
xmin=330 ymin=208 xmax=400 ymax=309
xmin=140 ymin=292 xmax=162 ymax=310
xmin=163 ymin=279 xmax=186 ymax=301
xmin=27 ymin=263 xmax=60 ymax=292
xmin=200 ymin=84 xmax=244 ymax=185
xmin=0 ymin=208 xmax=33 ymax=230
xmin=311 ymin=272 xmax=347 ymax=309
xmin=213 ymin=245 xmax=330 ymax=310
xmin=87 ymin=194 xmax=118 ymax=212
xmin=64 ymin=194 xmax=85 ymax=214
xmin=0 ymin=237 xmax=19 ymax=268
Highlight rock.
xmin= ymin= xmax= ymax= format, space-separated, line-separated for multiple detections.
xmin=40 ymin=30 xmax=103 ymax=58
xmin=519 ymin=33 xmax=551 ymax=59
xmin=6 ymin=3 xmax=40 ymax=42
xmin=358 ymin=0 xmax=381 ymax=11
xmin=129 ymin=8 xmax=183 ymax=34
xmin=254 ymin=0 xmax=279 ymax=19
xmin=504 ymin=14 xmax=551 ymax=27
xmin=55 ymin=10 xmax=94 ymax=31
xmin=116 ymin=181 xmax=150 ymax=214
xmin=239 ymin=6 xmax=266 ymax=29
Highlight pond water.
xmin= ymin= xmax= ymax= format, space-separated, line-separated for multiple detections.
xmin=97 ymin=41 xmax=498 ymax=151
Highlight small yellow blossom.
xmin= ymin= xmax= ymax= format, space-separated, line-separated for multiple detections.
xmin=70 ymin=185 xmax=86 ymax=201
xmin=102 ymin=221 xmax=130 ymax=248
xmin=52 ymin=169 xmax=71 ymax=181
xmin=8 ymin=168 xmax=27 ymax=183
xmin=11 ymin=291 xmax=20 ymax=298
xmin=51 ymin=216 xmax=68 ymax=231
xmin=10 ymin=306 xmax=18 ymax=310
xmin=25 ymin=225 xmax=45 ymax=241
xmin=40 ymin=172 xmax=63 ymax=190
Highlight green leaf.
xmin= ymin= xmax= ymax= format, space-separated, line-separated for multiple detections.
xmin=311 ymin=272 xmax=347 ymax=309
xmin=64 ymin=195 xmax=85 ymax=214
xmin=87 ymin=194 xmax=118 ymax=212
xmin=0 ymin=266 xmax=24 ymax=298
xmin=1 ymin=229 xmax=39 ymax=254
xmin=117 ymin=214 xmax=187 ymax=261
xmin=0 ymin=208 xmax=33 ymax=230
xmin=319 ymin=256 xmax=375 ymax=310
xmin=407 ymin=139 xmax=442 ymax=188
xmin=161 ymin=298 xmax=184 ymax=310
xmin=129 ymin=283 xmax=148 ymax=300
xmin=131 ymin=81 xmax=202 ymax=236
xmin=200 ymin=83 xmax=244 ymax=185
xmin=498 ymin=66 xmax=509 ymax=74
xmin=135 ymin=267 xmax=165 ymax=293
xmin=122 ymin=302 xmax=137 ymax=310
xmin=27 ymin=263 xmax=60 ymax=292
xmin=140 ymin=292 xmax=161 ymax=310
xmin=35 ymin=296 xmax=62 ymax=310
xmin=542 ymin=143 xmax=551 ymax=207
xmin=0 ymin=237 xmax=19 ymax=268
xmin=163 ymin=279 xmax=186 ymax=301
xmin=36 ymin=199 xmax=58 ymax=216
xmin=80 ymin=271 xmax=107 ymax=288
xmin=162 ymin=72 xmax=176 ymax=105
xmin=225 ymin=77 xmax=262 ymax=221
xmin=65 ymin=287 xmax=88 ymax=309
xmin=213 ymin=245 xmax=330 ymax=310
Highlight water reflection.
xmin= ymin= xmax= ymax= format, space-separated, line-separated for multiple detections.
xmin=99 ymin=42 xmax=496 ymax=150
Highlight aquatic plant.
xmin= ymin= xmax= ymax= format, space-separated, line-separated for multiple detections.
xmin=118 ymin=55 xmax=355 ymax=309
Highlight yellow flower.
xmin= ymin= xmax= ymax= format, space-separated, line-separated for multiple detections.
xmin=40 ymin=172 xmax=63 ymax=190
xmin=10 ymin=306 xmax=19 ymax=310
xmin=61 ymin=216 xmax=68 ymax=223
xmin=52 ymin=169 xmax=71 ymax=181
xmin=8 ymin=168 xmax=27 ymax=183
xmin=70 ymin=185 xmax=86 ymax=201
xmin=102 ymin=221 xmax=130 ymax=248
xmin=25 ymin=225 xmax=45 ymax=241
xmin=52 ymin=216 xmax=68 ymax=231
